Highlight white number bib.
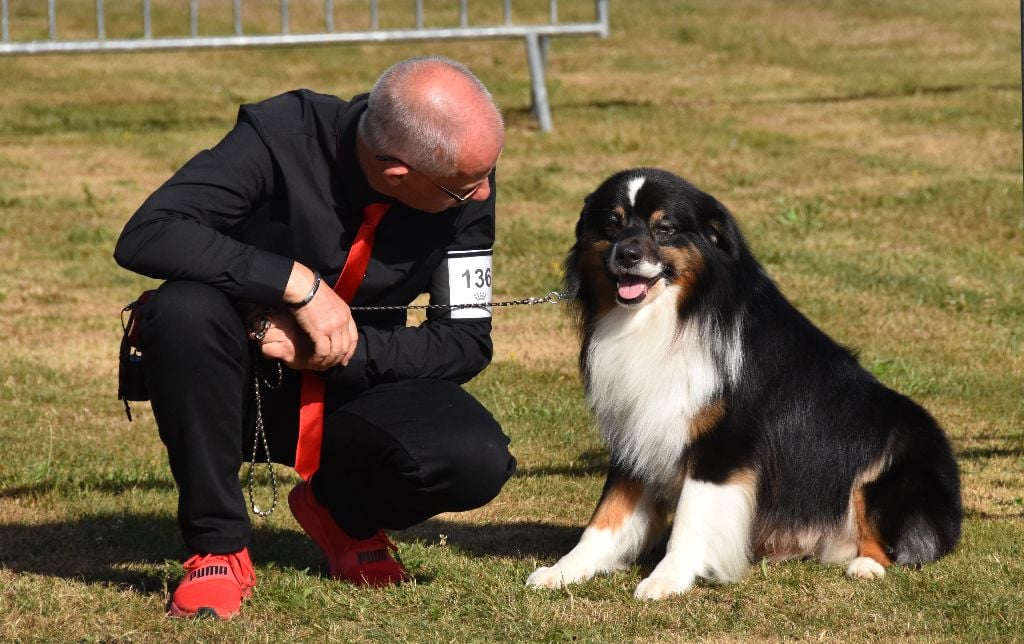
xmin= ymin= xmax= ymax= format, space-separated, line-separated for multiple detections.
xmin=446 ymin=249 xmax=493 ymax=319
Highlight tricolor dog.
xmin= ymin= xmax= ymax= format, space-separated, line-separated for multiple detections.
xmin=527 ymin=168 xmax=962 ymax=600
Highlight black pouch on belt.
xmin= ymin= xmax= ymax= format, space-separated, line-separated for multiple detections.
xmin=118 ymin=290 xmax=155 ymax=421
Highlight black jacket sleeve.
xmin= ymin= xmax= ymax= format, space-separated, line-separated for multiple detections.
xmin=327 ymin=176 xmax=497 ymax=390
xmin=112 ymin=120 xmax=295 ymax=304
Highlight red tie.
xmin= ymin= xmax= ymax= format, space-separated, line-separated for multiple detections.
xmin=294 ymin=202 xmax=391 ymax=480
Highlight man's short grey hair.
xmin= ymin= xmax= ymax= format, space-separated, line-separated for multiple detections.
xmin=358 ymin=55 xmax=502 ymax=178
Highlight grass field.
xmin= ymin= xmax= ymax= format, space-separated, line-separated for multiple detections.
xmin=1 ymin=0 xmax=1022 ymax=641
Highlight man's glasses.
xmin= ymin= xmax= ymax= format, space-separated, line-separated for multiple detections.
xmin=375 ymin=154 xmax=486 ymax=202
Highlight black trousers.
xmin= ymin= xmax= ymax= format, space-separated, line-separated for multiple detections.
xmin=139 ymin=281 xmax=516 ymax=555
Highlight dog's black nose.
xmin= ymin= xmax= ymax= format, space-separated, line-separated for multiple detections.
xmin=614 ymin=242 xmax=642 ymax=268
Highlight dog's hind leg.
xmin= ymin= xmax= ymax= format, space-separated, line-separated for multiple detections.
xmin=858 ymin=455 xmax=961 ymax=570
xmin=852 ymin=390 xmax=962 ymax=576
xmin=527 ymin=470 xmax=665 ymax=589
xmin=846 ymin=488 xmax=892 ymax=579
xmin=635 ymin=472 xmax=755 ymax=600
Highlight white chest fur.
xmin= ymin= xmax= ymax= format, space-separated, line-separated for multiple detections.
xmin=585 ymin=286 xmax=724 ymax=488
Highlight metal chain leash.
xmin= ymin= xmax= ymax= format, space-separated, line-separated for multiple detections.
xmin=242 ymin=288 xmax=571 ymax=519
xmin=246 ymin=357 xmax=283 ymax=518
xmin=348 ymin=290 xmax=570 ymax=312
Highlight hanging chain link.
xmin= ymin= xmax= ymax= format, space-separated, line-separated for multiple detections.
xmin=348 ymin=290 xmax=570 ymax=312
xmin=246 ymin=358 xmax=283 ymax=518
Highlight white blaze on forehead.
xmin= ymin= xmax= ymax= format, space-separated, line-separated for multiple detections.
xmin=626 ymin=176 xmax=646 ymax=207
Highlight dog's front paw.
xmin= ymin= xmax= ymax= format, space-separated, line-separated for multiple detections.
xmin=526 ymin=565 xmax=564 ymax=589
xmin=846 ymin=556 xmax=886 ymax=580
xmin=526 ymin=561 xmax=596 ymax=589
xmin=634 ymin=573 xmax=694 ymax=600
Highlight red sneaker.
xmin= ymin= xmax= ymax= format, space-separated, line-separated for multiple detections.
xmin=167 ymin=548 xmax=256 ymax=619
xmin=288 ymin=481 xmax=410 ymax=586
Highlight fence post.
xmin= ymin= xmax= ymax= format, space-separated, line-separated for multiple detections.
xmin=525 ymin=32 xmax=553 ymax=132
xmin=49 ymin=0 xmax=57 ymax=40
xmin=96 ymin=0 xmax=105 ymax=40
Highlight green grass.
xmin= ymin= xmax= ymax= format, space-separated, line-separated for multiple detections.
xmin=1 ymin=0 xmax=1023 ymax=640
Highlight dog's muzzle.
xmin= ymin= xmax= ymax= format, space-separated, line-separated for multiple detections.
xmin=611 ymin=240 xmax=662 ymax=305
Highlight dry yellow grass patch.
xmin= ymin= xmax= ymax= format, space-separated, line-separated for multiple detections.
xmin=492 ymin=307 xmax=576 ymax=374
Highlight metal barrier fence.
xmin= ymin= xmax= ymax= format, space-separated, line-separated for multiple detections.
xmin=0 ymin=0 xmax=610 ymax=131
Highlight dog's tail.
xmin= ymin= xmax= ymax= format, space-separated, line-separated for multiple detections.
xmin=865 ymin=395 xmax=962 ymax=566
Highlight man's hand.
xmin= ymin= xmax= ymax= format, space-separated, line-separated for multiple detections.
xmin=256 ymin=308 xmax=315 ymax=369
xmin=281 ymin=263 xmax=358 ymax=370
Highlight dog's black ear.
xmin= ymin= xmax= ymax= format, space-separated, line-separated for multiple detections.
xmin=563 ymin=243 xmax=582 ymax=299
xmin=700 ymin=198 xmax=742 ymax=262
xmin=563 ymin=193 xmax=592 ymax=300
xmin=574 ymin=193 xmax=593 ymax=240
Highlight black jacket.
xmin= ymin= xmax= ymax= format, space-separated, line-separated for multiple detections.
xmin=114 ymin=89 xmax=496 ymax=391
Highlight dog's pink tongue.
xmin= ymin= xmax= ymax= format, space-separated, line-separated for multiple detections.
xmin=617 ymin=275 xmax=648 ymax=300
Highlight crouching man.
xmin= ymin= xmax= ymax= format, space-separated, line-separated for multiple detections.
xmin=114 ymin=56 xmax=515 ymax=619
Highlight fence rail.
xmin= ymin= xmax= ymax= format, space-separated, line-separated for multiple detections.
xmin=0 ymin=0 xmax=610 ymax=131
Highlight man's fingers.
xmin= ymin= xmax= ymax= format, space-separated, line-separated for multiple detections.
xmin=309 ymin=329 xmax=350 ymax=371
xmin=260 ymin=341 xmax=289 ymax=362
xmin=310 ymin=335 xmax=332 ymax=368
xmin=322 ymin=327 xmax=351 ymax=370
xmin=341 ymin=318 xmax=359 ymax=366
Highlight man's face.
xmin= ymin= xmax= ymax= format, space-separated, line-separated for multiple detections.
xmin=398 ymin=162 xmax=495 ymax=213
xmin=392 ymin=136 xmax=502 ymax=213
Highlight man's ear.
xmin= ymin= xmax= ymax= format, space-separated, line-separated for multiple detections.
xmin=701 ymin=198 xmax=741 ymax=262
xmin=381 ymin=162 xmax=410 ymax=187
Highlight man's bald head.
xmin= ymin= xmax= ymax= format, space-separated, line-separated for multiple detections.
xmin=358 ymin=56 xmax=504 ymax=178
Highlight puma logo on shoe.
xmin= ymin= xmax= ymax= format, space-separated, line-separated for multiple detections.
xmin=357 ymin=549 xmax=389 ymax=565
xmin=188 ymin=565 xmax=229 ymax=581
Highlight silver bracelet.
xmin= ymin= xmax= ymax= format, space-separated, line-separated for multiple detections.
xmin=289 ymin=271 xmax=321 ymax=308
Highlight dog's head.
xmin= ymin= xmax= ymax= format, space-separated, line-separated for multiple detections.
xmin=566 ymin=168 xmax=747 ymax=320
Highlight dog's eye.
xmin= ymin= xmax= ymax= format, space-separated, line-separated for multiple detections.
xmin=603 ymin=214 xmax=622 ymax=235
xmin=654 ymin=222 xmax=676 ymax=238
